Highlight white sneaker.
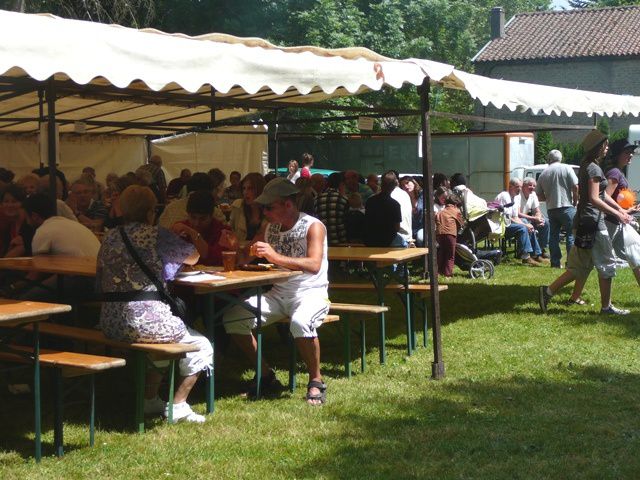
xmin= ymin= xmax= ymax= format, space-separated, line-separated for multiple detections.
xmin=143 ymin=396 xmax=167 ymax=415
xmin=165 ymin=402 xmax=206 ymax=423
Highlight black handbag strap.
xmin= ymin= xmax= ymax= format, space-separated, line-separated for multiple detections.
xmin=118 ymin=226 xmax=173 ymax=304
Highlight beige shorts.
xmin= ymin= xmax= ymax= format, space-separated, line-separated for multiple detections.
xmin=567 ymin=230 xmax=616 ymax=280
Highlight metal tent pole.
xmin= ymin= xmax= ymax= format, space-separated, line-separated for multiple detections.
xmin=45 ymin=78 xmax=57 ymax=213
xmin=418 ymin=78 xmax=445 ymax=379
xmin=268 ymin=110 xmax=280 ymax=175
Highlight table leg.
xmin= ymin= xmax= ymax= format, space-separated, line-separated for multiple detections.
xmin=33 ymin=322 xmax=42 ymax=462
xmin=89 ymin=374 xmax=95 ymax=447
xmin=202 ymin=295 xmax=215 ymax=414
xmin=403 ymin=263 xmax=413 ymax=357
xmin=360 ymin=319 xmax=366 ymax=373
xmin=343 ymin=314 xmax=351 ymax=378
xmin=373 ymin=267 xmax=386 ymax=365
xmin=288 ymin=334 xmax=296 ymax=392
xmin=134 ymin=351 xmax=145 ymax=433
xmin=255 ymin=288 xmax=263 ymax=400
xmin=54 ymin=369 xmax=64 ymax=457
xmin=167 ymin=360 xmax=175 ymax=424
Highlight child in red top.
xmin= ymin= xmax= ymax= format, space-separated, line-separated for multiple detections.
xmin=435 ymin=190 xmax=463 ymax=277
xmin=171 ymin=190 xmax=237 ymax=266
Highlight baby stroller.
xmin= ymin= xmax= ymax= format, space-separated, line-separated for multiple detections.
xmin=453 ymin=187 xmax=505 ymax=279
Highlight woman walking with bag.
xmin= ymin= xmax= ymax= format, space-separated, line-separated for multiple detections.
xmin=538 ymin=130 xmax=632 ymax=315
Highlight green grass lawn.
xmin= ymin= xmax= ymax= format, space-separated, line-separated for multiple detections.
xmin=2 ymin=261 xmax=640 ymax=479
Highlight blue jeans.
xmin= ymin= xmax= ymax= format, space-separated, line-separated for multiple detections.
xmin=522 ymin=218 xmax=550 ymax=251
xmin=548 ymin=206 xmax=576 ymax=268
xmin=390 ymin=234 xmax=408 ymax=248
xmin=505 ymin=223 xmax=541 ymax=259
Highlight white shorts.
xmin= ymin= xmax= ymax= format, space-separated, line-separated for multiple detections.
xmin=223 ymin=288 xmax=330 ymax=339
xmin=177 ymin=327 xmax=213 ymax=377
xmin=567 ymin=230 xmax=617 ymax=280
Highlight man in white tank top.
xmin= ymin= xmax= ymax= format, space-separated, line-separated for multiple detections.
xmin=224 ymin=178 xmax=329 ymax=405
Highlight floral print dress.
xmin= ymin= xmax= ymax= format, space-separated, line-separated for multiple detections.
xmin=98 ymin=223 xmax=195 ymax=343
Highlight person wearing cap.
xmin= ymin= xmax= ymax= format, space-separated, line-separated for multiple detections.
xmin=539 ymin=130 xmax=633 ymax=315
xmin=222 ymin=177 xmax=330 ymax=405
xmin=535 ymin=149 xmax=579 ymax=268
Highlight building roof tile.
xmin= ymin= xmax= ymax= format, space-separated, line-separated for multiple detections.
xmin=474 ymin=6 xmax=640 ymax=64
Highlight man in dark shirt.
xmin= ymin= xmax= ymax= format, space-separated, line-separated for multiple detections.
xmin=364 ymin=172 xmax=402 ymax=247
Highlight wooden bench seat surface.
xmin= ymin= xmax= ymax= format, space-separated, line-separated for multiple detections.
xmin=329 ymin=303 xmax=389 ymax=314
xmin=30 ymin=323 xmax=200 ymax=355
xmin=329 ymin=283 xmax=448 ymax=292
xmin=0 ymin=346 xmax=126 ymax=371
xmin=277 ymin=314 xmax=340 ymax=324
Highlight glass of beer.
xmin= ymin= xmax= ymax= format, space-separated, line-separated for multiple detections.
xmin=222 ymin=250 xmax=237 ymax=271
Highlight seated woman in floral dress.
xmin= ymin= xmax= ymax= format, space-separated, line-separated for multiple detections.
xmin=97 ymin=185 xmax=213 ymax=423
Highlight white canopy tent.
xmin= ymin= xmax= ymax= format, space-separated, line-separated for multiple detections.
xmin=0 ymin=133 xmax=147 ymax=181
xmin=0 ymin=9 xmax=638 ymax=137
xmin=2 ymin=9 xmax=640 ymax=378
xmin=150 ymin=126 xmax=269 ymax=179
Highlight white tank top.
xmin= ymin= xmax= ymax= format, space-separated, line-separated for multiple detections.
xmin=265 ymin=212 xmax=328 ymax=295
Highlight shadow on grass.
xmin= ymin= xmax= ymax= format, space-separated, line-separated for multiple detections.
xmin=293 ymin=364 xmax=640 ymax=479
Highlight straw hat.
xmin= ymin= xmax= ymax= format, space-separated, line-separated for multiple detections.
xmin=581 ymin=130 xmax=607 ymax=153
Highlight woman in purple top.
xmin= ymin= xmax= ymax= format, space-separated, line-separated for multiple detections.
xmin=98 ymin=185 xmax=213 ymax=423
xmin=604 ymin=138 xmax=640 ymax=286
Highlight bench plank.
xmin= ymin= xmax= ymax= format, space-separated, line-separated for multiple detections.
xmin=277 ymin=314 xmax=340 ymax=324
xmin=28 ymin=323 xmax=199 ymax=356
xmin=329 ymin=303 xmax=389 ymax=314
xmin=330 ymin=283 xmax=448 ymax=292
xmin=0 ymin=346 xmax=125 ymax=371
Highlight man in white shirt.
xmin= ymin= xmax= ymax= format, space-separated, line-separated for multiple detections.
xmin=223 ymin=178 xmax=329 ymax=406
xmin=20 ymin=193 xmax=100 ymax=300
xmin=519 ymin=178 xmax=550 ymax=259
xmin=495 ymin=179 xmax=544 ymax=266
xmin=388 ymin=170 xmax=412 ymax=246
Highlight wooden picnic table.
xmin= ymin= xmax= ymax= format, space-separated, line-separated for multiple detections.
xmin=0 ymin=299 xmax=72 ymax=462
xmin=327 ymin=246 xmax=429 ymax=363
xmin=328 ymin=246 xmax=428 ymax=266
xmin=0 ymin=256 xmax=303 ymax=402
xmin=0 ymin=255 xmax=97 ymax=277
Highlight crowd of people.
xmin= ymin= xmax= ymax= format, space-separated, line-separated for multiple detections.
xmin=2 ymin=135 xmax=638 ymax=420
xmin=0 ymin=153 xmax=431 ymax=421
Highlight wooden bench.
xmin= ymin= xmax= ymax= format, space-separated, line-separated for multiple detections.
xmin=328 ymin=303 xmax=388 ymax=377
xmin=0 ymin=345 xmax=125 ymax=457
xmin=25 ymin=322 xmax=204 ymax=432
xmin=329 ymin=283 xmax=449 ymax=294
xmin=329 ymin=283 xmax=449 ymax=356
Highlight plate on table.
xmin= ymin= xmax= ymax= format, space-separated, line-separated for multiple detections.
xmin=238 ymin=264 xmax=274 ymax=272
xmin=176 ymin=269 xmax=203 ymax=277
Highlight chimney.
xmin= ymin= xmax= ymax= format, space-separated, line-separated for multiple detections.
xmin=490 ymin=7 xmax=505 ymax=39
